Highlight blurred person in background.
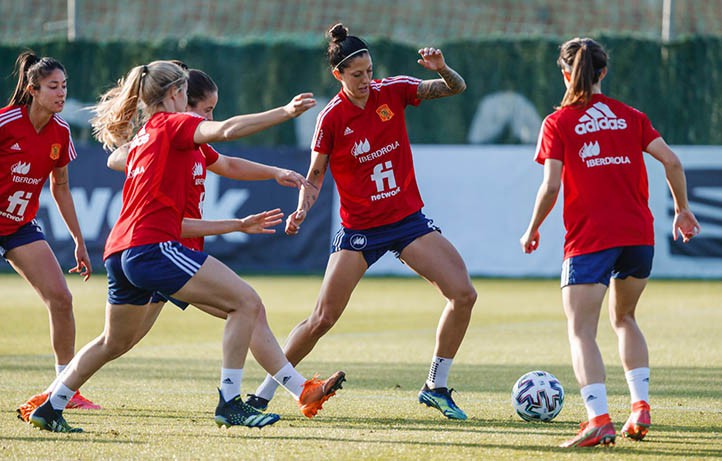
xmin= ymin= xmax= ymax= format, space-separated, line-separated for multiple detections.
xmin=24 ymin=60 xmax=342 ymax=433
xmin=1 ymin=51 xmax=100 ymax=415
xmin=520 ymin=37 xmax=700 ymax=448
xmin=246 ymin=23 xmax=476 ymax=421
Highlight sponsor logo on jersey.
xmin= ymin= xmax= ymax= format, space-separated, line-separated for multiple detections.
xmin=575 ymin=102 xmax=627 ymax=135
xmin=354 ymin=140 xmax=400 ymax=164
xmin=10 ymin=142 xmax=21 ymax=151
xmin=578 ymin=141 xmax=600 ymax=160
xmin=2 ymin=190 xmax=32 ymax=221
xmin=130 ymin=127 xmax=150 ymax=150
xmin=343 ymin=126 xmax=354 ymax=136
xmin=376 ymin=104 xmax=394 ymax=122
xmin=349 ymin=233 xmax=367 ymax=250
xmin=352 ymin=138 xmax=371 ymax=157
xmin=50 ymin=143 xmax=61 ymax=160
xmin=578 ymin=140 xmax=631 ymax=168
xmin=192 ymin=162 xmax=205 ymax=185
xmin=10 ymin=161 xmax=42 ymax=185
xmin=127 ymin=165 xmax=146 ymax=178
xmin=11 ymin=161 xmax=30 ymax=175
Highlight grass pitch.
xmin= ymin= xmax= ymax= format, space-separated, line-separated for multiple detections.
xmin=1 ymin=275 xmax=721 ymax=459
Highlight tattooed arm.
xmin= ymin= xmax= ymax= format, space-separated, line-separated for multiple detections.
xmin=285 ymin=151 xmax=328 ymax=235
xmin=416 ymin=47 xmax=466 ymax=100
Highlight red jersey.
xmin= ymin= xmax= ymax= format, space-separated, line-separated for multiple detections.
xmin=104 ymin=111 xmax=203 ymax=259
xmin=180 ymin=143 xmax=219 ymax=251
xmin=535 ymin=94 xmax=661 ymax=258
xmin=0 ymin=105 xmax=76 ymax=235
xmin=312 ymin=76 xmax=423 ymax=229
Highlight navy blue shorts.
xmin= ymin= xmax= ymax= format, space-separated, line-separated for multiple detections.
xmin=331 ymin=211 xmax=440 ymax=267
xmin=561 ymin=245 xmax=654 ymax=288
xmin=0 ymin=220 xmax=45 ymax=259
xmin=105 ymin=241 xmax=208 ymax=306
xmin=150 ymin=291 xmax=189 ymax=310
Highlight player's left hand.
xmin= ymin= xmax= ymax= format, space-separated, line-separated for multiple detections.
xmin=70 ymin=242 xmax=92 ymax=281
xmin=520 ymin=229 xmax=540 ymax=254
xmin=673 ymin=208 xmax=701 ymax=243
xmin=284 ymin=93 xmax=316 ymax=118
xmin=417 ymin=47 xmax=447 ymax=72
xmin=238 ymin=208 xmax=284 ymax=234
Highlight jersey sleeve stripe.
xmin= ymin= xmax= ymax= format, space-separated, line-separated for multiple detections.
xmin=53 ymin=114 xmax=77 ymax=160
xmin=0 ymin=110 xmax=23 ymax=128
xmin=311 ymin=96 xmax=342 ymax=149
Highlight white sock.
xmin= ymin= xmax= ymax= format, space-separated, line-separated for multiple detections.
xmin=580 ymin=383 xmax=608 ymax=419
xmin=625 ymin=367 xmax=650 ymax=404
xmin=49 ymin=382 xmax=75 ymax=411
xmin=426 ymin=356 xmax=453 ymax=389
xmin=44 ymin=365 xmax=68 ymax=394
xmin=219 ymin=368 xmax=243 ymax=402
xmin=271 ymin=362 xmax=306 ymax=400
xmin=255 ymin=374 xmax=281 ymax=401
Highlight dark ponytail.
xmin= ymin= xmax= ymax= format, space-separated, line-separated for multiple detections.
xmin=187 ymin=69 xmax=218 ymax=108
xmin=9 ymin=50 xmax=66 ymax=106
xmin=557 ymin=38 xmax=607 ymax=108
xmin=327 ymin=23 xmax=369 ymax=71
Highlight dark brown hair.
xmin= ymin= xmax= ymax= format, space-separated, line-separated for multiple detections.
xmin=327 ymin=23 xmax=369 ymax=71
xmin=557 ymin=38 xmax=608 ymax=108
xmin=187 ymin=69 xmax=217 ymax=108
xmin=9 ymin=51 xmax=66 ymax=106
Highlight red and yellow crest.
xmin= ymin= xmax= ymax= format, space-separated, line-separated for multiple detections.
xmin=376 ymin=104 xmax=394 ymax=122
xmin=50 ymin=143 xmax=61 ymax=160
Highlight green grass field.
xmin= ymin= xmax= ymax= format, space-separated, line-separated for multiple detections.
xmin=1 ymin=275 xmax=720 ymax=459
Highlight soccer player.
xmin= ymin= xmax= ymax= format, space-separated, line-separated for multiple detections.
xmin=245 ymin=24 xmax=476 ymax=420
xmin=26 ymin=60 xmax=342 ymax=433
xmin=1 ymin=51 xmax=100 ymax=412
xmin=520 ymin=37 xmax=700 ymax=447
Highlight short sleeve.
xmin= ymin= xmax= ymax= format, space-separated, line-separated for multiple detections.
xmin=534 ymin=114 xmax=564 ymax=165
xmin=200 ymin=143 xmax=220 ymax=166
xmin=166 ymin=112 xmax=204 ymax=151
xmin=639 ymin=112 xmax=661 ymax=149
xmin=387 ymin=76 xmax=421 ymax=107
xmin=311 ymin=105 xmax=335 ymax=155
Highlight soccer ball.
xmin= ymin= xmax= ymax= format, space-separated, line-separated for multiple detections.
xmin=511 ymin=370 xmax=564 ymax=422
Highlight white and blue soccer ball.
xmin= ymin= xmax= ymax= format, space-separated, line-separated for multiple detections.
xmin=511 ymin=370 xmax=565 ymax=422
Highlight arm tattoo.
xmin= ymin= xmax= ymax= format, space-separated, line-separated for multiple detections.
xmin=417 ymin=66 xmax=466 ymax=100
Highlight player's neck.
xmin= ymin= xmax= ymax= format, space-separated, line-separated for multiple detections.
xmin=27 ymin=103 xmax=53 ymax=133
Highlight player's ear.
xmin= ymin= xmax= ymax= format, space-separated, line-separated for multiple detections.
xmin=332 ymin=68 xmax=343 ymax=82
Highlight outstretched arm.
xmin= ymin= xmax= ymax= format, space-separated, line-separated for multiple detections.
xmin=208 ymin=155 xmax=310 ymax=190
xmin=181 ymin=209 xmax=284 ymax=238
xmin=645 ymin=137 xmax=700 ymax=242
xmin=285 ymin=151 xmax=328 ymax=235
xmin=520 ymin=159 xmax=562 ymax=253
xmin=416 ymin=47 xmax=466 ymax=100
xmin=193 ymin=93 xmax=316 ymax=145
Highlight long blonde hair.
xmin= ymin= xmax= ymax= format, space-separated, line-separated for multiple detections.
xmin=91 ymin=60 xmax=187 ymax=150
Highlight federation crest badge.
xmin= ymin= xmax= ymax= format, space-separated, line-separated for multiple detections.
xmin=376 ymin=104 xmax=394 ymax=122
xmin=50 ymin=143 xmax=61 ymax=160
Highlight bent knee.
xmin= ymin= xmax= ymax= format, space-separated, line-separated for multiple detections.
xmin=452 ymin=285 xmax=477 ymax=310
xmin=610 ymin=312 xmax=637 ymax=329
xmin=308 ymin=310 xmax=339 ymax=337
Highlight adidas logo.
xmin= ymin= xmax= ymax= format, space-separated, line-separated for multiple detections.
xmin=578 ymin=141 xmax=600 ymax=160
xmin=343 ymin=126 xmax=354 ymax=136
xmin=59 ymin=394 xmax=69 ymax=401
xmin=351 ymin=138 xmax=370 ymax=157
xmin=281 ymin=376 xmax=291 ymax=385
xmin=222 ymin=378 xmax=234 ymax=384
xmin=575 ymin=101 xmax=627 ymax=135
xmin=585 ymin=394 xmax=597 ymax=402
xmin=10 ymin=142 xmax=21 ymax=151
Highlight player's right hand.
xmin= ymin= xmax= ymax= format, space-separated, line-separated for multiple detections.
xmin=285 ymin=209 xmax=306 ymax=235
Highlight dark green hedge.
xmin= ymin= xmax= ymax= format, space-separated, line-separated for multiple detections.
xmin=1 ymin=37 xmax=719 ymax=145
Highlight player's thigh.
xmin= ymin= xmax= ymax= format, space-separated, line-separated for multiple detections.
xmin=400 ymin=231 xmax=473 ymax=299
xmin=172 ymin=255 xmax=260 ymax=313
xmin=6 ymin=240 xmax=69 ymax=301
xmin=608 ymin=276 xmax=648 ymax=319
xmin=316 ymin=250 xmax=367 ymax=313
